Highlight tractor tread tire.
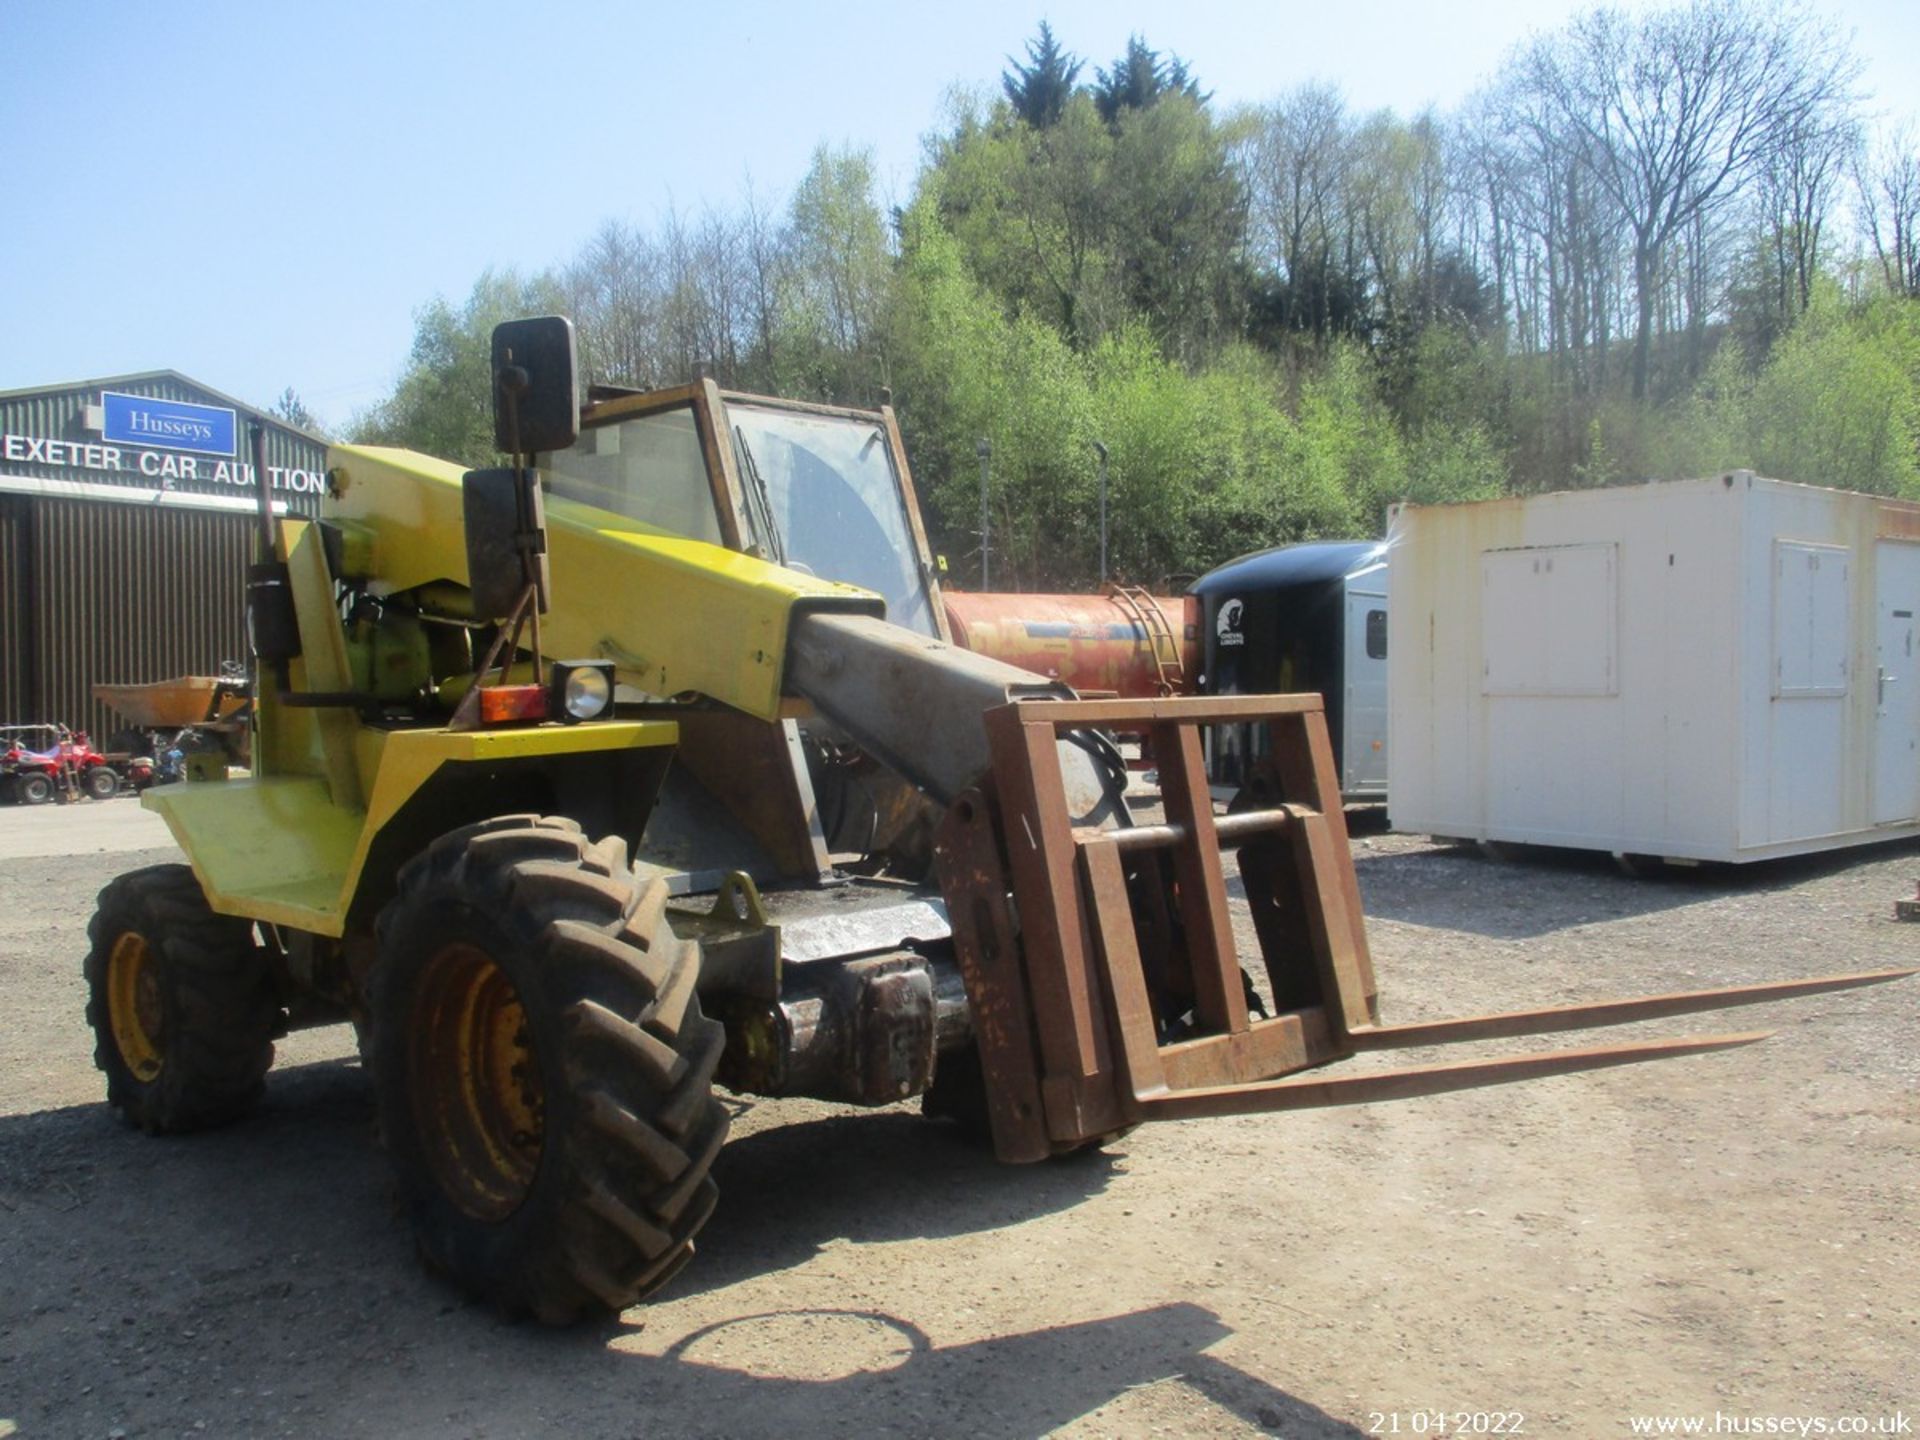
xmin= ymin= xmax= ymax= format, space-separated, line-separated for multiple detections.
xmin=371 ymin=816 xmax=727 ymax=1324
xmin=83 ymin=865 xmax=279 ymax=1134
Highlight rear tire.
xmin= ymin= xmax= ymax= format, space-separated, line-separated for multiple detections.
xmin=17 ymin=772 xmax=53 ymax=805
xmin=371 ymin=815 xmax=728 ymax=1323
xmin=83 ymin=865 xmax=280 ymax=1133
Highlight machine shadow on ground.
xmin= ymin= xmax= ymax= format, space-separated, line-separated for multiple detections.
xmin=0 ymin=1056 xmax=1123 ymax=1307
xmin=572 ymin=1301 xmax=1367 ymax=1438
xmin=0 ymin=1061 xmax=1365 ymax=1437
xmin=689 ymin=1104 xmax=1119 ymax=1295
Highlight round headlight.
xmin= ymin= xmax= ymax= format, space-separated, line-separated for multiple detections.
xmin=560 ymin=665 xmax=613 ymax=721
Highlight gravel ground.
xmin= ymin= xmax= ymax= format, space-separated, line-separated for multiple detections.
xmin=0 ymin=806 xmax=1914 ymax=1440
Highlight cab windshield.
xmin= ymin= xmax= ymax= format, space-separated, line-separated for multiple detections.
xmin=726 ymin=404 xmax=937 ymax=637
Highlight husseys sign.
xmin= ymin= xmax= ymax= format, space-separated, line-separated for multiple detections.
xmin=102 ymin=392 xmax=236 ymax=456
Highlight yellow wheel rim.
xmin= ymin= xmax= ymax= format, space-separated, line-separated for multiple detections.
xmin=106 ymin=931 xmax=164 ymax=1082
xmin=409 ymin=941 xmax=544 ymax=1222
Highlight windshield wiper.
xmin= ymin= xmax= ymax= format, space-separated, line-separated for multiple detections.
xmin=733 ymin=426 xmax=787 ymax=565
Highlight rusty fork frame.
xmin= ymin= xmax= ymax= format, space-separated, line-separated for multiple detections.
xmin=934 ymin=694 xmax=1913 ymax=1164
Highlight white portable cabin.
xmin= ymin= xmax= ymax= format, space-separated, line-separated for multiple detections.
xmin=1388 ymin=474 xmax=1920 ymax=863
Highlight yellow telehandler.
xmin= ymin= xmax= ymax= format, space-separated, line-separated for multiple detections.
xmin=84 ymin=318 xmax=1909 ymax=1321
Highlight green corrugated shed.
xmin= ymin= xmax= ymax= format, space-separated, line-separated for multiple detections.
xmin=0 ymin=372 xmax=328 ymax=741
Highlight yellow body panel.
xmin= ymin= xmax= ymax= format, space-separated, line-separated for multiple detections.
xmin=144 ymin=775 xmax=362 ymax=930
xmin=145 ymin=720 xmax=679 ymax=936
xmin=325 ymin=445 xmax=881 ymax=721
xmin=286 ymin=518 xmax=365 ymax=804
xmin=152 ymin=440 xmax=873 ymax=936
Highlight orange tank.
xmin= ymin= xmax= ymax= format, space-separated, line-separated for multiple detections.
xmin=943 ymin=589 xmax=1199 ymax=698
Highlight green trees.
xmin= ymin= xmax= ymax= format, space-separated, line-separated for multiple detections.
xmin=887 ymin=203 xmax=1096 ymax=587
xmin=1504 ymin=292 xmax=1920 ymax=498
xmin=1002 ymin=21 xmax=1081 ymax=128
xmin=1506 ymin=1 xmax=1857 ymax=399
xmin=888 ymin=195 xmax=1493 ymax=588
xmin=354 ymin=269 xmax=566 ymax=468
xmin=931 ymin=91 xmax=1117 ymax=348
xmin=928 ymin=86 xmax=1243 ymax=365
xmin=783 ymin=145 xmax=894 ymax=400
xmin=1091 ymin=36 xmax=1205 ymax=127
xmin=1859 ymin=127 xmax=1920 ymax=298
xmin=267 ymin=387 xmax=320 ymax=434
xmin=352 ymin=9 xmax=1920 ymax=588
xmin=1749 ymin=295 xmax=1920 ymax=495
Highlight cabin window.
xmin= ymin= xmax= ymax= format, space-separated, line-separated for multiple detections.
xmin=1365 ymin=609 xmax=1387 ymax=659
xmin=1773 ymin=541 xmax=1850 ymax=698
xmin=541 ymin=406 xmax=724 ymax=544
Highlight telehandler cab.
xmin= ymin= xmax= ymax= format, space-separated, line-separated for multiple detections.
xmin=85 ymin=317 xmax=1910 ymax=1321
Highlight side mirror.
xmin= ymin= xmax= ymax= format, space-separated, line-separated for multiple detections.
xmin=463 ymin=316 xmax=574 ymax=621
xmin=463 ymin=468 xmax=548 ymax=620
xmin=492 ymin=316 xmax=578 ymax=455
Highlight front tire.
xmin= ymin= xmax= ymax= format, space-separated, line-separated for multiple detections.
xmin=370 ymin=816 xmax=728 ymax=1323
xmin=83 ymin=865 xmax=280 ymax=1133
xmin=85 ymin=766 xmax=119 ymax=800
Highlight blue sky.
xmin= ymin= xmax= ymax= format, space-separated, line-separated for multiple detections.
xmin=2 ymin=0 xmax=1915 ymax=430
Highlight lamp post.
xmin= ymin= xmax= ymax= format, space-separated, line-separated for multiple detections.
xmin=1092 ymin=439 xmax=1109 ymax=584
xmin=975 ymin=437 xmax=992 ymax=590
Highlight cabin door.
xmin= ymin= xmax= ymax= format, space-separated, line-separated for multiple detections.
xmin=1342 ymin=587 xmax=1390 ymax=796
xmin=1873 ymin=542 xmax=1920 ymax=825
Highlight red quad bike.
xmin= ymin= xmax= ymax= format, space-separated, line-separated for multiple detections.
xmin=69 ymin=731 xmax=122 ymax=798
xmin=0 ymin=724 xmax=119 ymax=803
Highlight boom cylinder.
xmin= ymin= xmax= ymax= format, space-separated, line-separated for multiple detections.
xmin=785 ymin=610 xmax=1126 ymax=821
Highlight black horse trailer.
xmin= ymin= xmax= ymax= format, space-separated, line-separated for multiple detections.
xmin=1192 ymin=539 xmax=1389 ymax=800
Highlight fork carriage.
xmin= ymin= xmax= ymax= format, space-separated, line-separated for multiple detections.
xmin=936 ymin=693 xmax=1906 ymax=1161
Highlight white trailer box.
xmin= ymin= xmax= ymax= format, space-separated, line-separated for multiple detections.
xmin=1388 ymin=474 xmax=1920 ymax=862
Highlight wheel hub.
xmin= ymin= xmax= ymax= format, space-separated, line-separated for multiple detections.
xmin=106 ymin=931 xmax=164 ymax=1082
xmin=409 ymin=941 xmax=545 ymax=1222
